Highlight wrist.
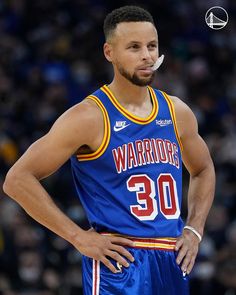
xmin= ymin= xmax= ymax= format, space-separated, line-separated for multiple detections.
xmin=183 ymin=225 xmax=202 ymax=242
xmin=185 ymin=220 xmax=204 ymax=236
xmin=68 ymin=227 xmax=86 ymax=246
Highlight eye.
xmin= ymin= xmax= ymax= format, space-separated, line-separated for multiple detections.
xmin=128 ymin=44 xmax=140 ymax=49
xmin=148 ymin=44 xmax=157 ymax=49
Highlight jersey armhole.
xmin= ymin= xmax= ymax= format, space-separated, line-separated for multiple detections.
xmin=77 ymin=95 xmax=111 ymax=161
xmin=160 ymin=91 xmax=183 ymax=152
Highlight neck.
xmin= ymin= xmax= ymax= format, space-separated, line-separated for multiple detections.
xmin=108 ymin=75 xmax=150 ymax=106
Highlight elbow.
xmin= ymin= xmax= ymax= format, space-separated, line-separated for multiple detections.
xmin=3 ymin=168 xmax=24 ymax=198
xmin=205 ymin=157 xmax=216 ymax=179
xmin=195 ymin=157 xmax=215 ymax=178
xmin=3 ymin=169 xmax=16 ymax=196
xmin=193 ymin=159 xmax=215 ymax=185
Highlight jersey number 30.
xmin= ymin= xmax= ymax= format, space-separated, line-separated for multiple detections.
xmin=127 ymin=174 xmax=180 ymax=221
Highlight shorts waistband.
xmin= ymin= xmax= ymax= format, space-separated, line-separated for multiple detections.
xmin=101 ymin=233 xmax=177 ymax=251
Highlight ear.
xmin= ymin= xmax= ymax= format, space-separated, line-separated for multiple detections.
xmin=103 ymin=42 xmax=113 ymax=62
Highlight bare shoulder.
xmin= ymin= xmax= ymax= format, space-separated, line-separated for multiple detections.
xmin=4 ymin=97 xmax=105 ymax=179
xmin=53 ymin=98 xmax=104 ymax=138
xmin=58 ymin=98 xmax=103 ymax=127
xmin=43 ymin=96 xmax=105 ymax=155
xmin=167 ymin=95 xmax=213 ymax=177
xmin=167 ymin=95 xmax=198 ymax=138
xmin=168 ymin=95 xmax=194 ymax=119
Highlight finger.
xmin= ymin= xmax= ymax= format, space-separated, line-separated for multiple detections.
xmin=186 ymin=256 xmax=196 ymax=274
xmin=111 ymin=244 xmax=134 ymax=262
xmin=101 ymin=257 xmax=119 ymax=273
xmin=175 ymin=238 xmax=184 ymax=251
xmin=180 ymin=251 xmax=192 ymax=272
xmin=105 ymin=250 xmax=130 ymax=267
xmin=176 ymin=245 xmax=188 ymax=265
xmin=110 ymin=237 xmax=135 ymax=248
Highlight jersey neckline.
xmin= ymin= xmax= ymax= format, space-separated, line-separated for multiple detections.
xmin=101 ymin=85 xmax=159 ymax=125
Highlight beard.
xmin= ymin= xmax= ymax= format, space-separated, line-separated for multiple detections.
xmin=117 ymin=64 xmax=155 ymax=86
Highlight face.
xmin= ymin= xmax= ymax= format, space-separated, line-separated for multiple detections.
xmin=104 ymin=22 xmax=159 ymax=86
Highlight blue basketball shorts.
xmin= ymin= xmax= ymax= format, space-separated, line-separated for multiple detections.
xmin=82 ymin=236 xmax=189 ymax=295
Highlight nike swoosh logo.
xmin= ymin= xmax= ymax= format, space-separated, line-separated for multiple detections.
xmin=113 ymin=124 xmax=131 ymax=132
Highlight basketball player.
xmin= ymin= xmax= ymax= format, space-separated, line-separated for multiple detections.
xmin=3 ymin=6 xmax=215 ymax=295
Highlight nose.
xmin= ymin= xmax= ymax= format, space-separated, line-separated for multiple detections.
xmin=141 ymin=47 xmax=152 ymax=61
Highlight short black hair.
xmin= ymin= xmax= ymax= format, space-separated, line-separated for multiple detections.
xmin=103 ymin=6 xmax=155 ymax=41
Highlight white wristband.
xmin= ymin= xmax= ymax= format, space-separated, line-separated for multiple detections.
xmin=183 ymin=225 xmax=202 ymax=242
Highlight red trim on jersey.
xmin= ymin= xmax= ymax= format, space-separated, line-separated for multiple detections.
xmin=100 ymin=233 xmax=177 ymax=251
xmin=93 ymin=260 xmax=100 ymax=295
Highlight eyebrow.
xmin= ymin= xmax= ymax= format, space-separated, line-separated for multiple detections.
xmin=127 ymin=40 xmax=158 ymax=45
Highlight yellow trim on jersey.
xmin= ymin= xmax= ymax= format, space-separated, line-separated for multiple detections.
xmin=132 ymin=242 xmax=175 ymax=250
xmin=77 ymin=95 xmax=110 ymax=161
xmin=101 ymin=85 xmax=158 ymax=125
xmin=161 ymin=91 xmax=183 ymax=152
xmin=101 ymin=233 xmax=176 ymax=250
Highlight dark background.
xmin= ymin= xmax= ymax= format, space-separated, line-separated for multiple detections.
xmin=0 ymin=0 xmax=235 ymax=294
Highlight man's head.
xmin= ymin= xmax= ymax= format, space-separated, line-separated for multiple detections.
xmin=103 ymin=6 xmax=159 ymax=87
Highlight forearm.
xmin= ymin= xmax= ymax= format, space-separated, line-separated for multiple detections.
xmin=3 ymin=171 xmax=84 ymax=244
xmin=186 ymin=164 xmax=215 ymax=236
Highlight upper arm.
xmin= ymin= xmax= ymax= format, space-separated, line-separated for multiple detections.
xmin=7 ymin=100 xmax=103 ymax=180
xmin=170 ymin=96 xmax=213 ymax=176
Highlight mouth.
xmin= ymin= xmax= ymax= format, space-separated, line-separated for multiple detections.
xmin=138 ymin=65 xmax=153 ymax=70
xmin=137 ymin=66 xmax=154 ymax=75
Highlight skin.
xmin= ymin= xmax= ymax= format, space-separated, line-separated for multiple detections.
xmin=3 ymin=21 xmax=215 ymax=275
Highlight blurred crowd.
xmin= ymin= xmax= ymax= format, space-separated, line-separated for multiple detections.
xmin=0 ymin=0 xmax=236 ymax=294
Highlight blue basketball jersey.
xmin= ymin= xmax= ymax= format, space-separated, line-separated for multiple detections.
xmin=70 ymin=85 xmax=184 ymax=238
